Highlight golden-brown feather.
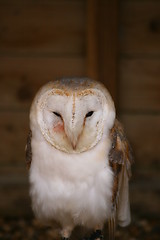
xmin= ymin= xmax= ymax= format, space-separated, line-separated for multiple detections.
xmin=108 ymin=119 xmax=133 ymax=239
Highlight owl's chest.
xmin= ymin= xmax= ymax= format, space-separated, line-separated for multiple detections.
xmin=31 ymin=137 xmax=111 ymax=182
xmin=30 ymin=138 xmax=113 ymax=222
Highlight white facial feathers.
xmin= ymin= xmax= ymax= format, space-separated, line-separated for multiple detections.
xmin=30 ymin=79 xmax=115 ymax=154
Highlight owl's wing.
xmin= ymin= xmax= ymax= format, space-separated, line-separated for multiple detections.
xmin=108 ymin=119 xmax=133 ymax=240
xmin=25 ymin=130 xmax=32 ymax=169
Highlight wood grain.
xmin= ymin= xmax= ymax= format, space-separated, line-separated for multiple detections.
xmin=0 ymin=112 xmax=29 ymax=165
xmin=86 ymin=0 xmax=99 ymax=81
xmin=120 ymin=114 xmax=160 ymax=170
xmin=119 ymin=58 xmax=160 ymax=112
xmin=86 ymin=0 xmax=118 ymax=103
xmin=1 ymin=0 xmax=159 ymax=219
xmin=0 ymin=165 xmax=31 ymax=217
xmin=120 ymin=1 xmax=160 ymax=56
xmin=0 ymin=1 xmax=86 ymax=55
xmin=0 ymin=57 xmax=85 ymax=109
xmin=98 ymin=0 xmax=118 ymax=103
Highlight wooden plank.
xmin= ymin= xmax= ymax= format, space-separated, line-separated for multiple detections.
xmin=86 ymin=0 xmax=118 ymax=103
xmin=98 ymin=0 xmax=118 ymax=103
xmin=86 ymin=0 xmax=99 ymax=81
xmin=119 ymin=59 xmax=160 ymax=111
xmin=119 ymin=114 xmax=160 ymax=170
xmin=0 ymin=1 xmax=86 ymax=55
xmin=0 ymin=57 xmax=85 ymax=109
xmin=120 ymin=1 xmax=160 ymax=56
xmin=0 ymin=112 xmax=30 ymax=216
xmin=0 ymin=112 xmax=29 ymax=166
xmin=0 ymin=182 xmax=32 ymax=217
xmin=130 ymin=180 xmax=160 ymax=218
xmin=0 ymin=165 xmax=31 ymax=217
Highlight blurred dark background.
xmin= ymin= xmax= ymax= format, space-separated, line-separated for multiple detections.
xmin=0 ymin=0 xmax=160 ymax=239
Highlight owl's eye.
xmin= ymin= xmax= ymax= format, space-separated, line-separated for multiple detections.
xmin=53 ymin=112 xmax=62 ymax=118
xmin=85 ymin=111 xmax=94 ymax=118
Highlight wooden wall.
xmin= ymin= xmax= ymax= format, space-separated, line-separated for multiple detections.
xmin=119 ymin=0 xmax=160 ymax=169
xmin=0 ymin=0 xmax=160 ymax=219
xmin=0 ymin=0 xmax=87 ymax=217
xmin=119 ymin=0 xmax=160 ymax=217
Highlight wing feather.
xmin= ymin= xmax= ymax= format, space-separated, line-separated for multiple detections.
xmin=25 ymin=130 xmax=32 ymax=169
xmin=108 ymin=119 xmax=133 ymax=239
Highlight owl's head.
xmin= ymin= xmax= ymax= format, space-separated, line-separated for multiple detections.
xmin=30 ymin=78 xmax=115 ymax=153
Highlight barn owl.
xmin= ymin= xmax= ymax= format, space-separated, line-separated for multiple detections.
xmin=26 ymin=78 xmax=133 ymax=240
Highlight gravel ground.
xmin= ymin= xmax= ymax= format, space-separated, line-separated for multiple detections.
xmin=0 ymin=216 xmax=159 ymax=240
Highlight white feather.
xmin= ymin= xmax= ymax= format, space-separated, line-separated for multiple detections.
xmin=30 ymin=129 xmax=113 ymax=228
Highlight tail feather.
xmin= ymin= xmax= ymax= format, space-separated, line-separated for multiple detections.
xmin=108 ymin=216 xmax=116 ymax=240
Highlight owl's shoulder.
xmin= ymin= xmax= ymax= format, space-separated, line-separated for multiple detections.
xmin=108 ymin=119 xmax=134 ymax=237
xmin=109 ymin=119 xmax=133 ymax=171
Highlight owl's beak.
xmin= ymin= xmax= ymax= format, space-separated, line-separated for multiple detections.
xmin=64 ymin=110 xmax=83 ymax=150
xmin=71 ymin=139 xmax=77 ymax=150
xmin=68 ymin=133 xmax=79 ymax=150
xmin=64 ymin=124 xmax=81 ymax=150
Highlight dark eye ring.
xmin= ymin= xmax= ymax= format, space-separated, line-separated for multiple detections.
xmin=85 ymin=111 xmax=94 ymax=118
xmin=53 ymin=112 xmax=61 ymax=118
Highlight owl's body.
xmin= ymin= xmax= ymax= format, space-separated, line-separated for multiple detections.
xmin=30 ymin=131 xmax=113 ymax=228
xmin=27 ymin=78 xmax=133 ymax=240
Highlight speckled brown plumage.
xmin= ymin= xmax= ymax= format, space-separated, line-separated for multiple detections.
xmin=108 ymin=119 xmax=133 ymax=240
xmin=109 ymin=119 xmax=133 ymax=205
